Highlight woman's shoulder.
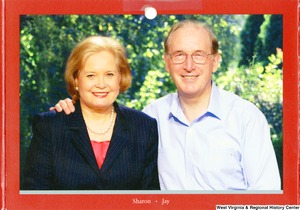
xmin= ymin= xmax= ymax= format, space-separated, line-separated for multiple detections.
xmin=33 ymin=110 xmax=67 ymax=124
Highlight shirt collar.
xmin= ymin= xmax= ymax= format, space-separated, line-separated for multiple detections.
xmin=207 ymin=82 xmax=222 ymax=120
xmin=169 ymin=93 xmax=190 ymax=126
xmin=169 ymin=82 xmax=222 ymax=124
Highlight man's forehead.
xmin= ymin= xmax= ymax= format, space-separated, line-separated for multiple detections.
xmin=174 ymin=24 xmax=209 ymax=36
xmin=168 ymin=26 xmax=211 ymax=51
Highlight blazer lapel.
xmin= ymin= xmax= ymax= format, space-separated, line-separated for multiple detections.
xmin=100 ymin=104 xmax=130 ymax=172
xmin=66 ymin=103 xmax=100 ymax=175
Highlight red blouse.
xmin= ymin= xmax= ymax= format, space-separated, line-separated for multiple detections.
xmin=90 ymin=140 xmax=110 ymax=169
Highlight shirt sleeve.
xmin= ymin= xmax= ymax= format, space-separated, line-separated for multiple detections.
xmin=242 ymin=108 xmax=281 ymax=190
xmin=142 ymin=105 xmax=153 ymax=117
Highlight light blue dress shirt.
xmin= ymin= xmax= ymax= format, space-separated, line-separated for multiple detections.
xmin=143 ymin=83 xmax=281 ymax=190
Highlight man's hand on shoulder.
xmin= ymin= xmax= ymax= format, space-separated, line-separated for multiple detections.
xmin=49 ymin=98 xmax=75 ymax=115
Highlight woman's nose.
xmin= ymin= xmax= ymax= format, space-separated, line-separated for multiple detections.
xmin=96 ymin=77 xmax=106 ymax=88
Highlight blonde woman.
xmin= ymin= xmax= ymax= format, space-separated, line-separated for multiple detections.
xmin=23 ymin=36 xmax=159 ymax=190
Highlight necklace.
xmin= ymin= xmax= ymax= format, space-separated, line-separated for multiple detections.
xmin=86 ymin=106 xmax=115 ymax=135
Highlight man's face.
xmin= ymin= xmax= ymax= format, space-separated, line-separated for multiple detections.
xmin=164 ymin=25 xmax=220 ymax=100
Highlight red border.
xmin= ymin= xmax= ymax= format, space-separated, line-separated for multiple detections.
xmin=1 ymin=0 xmax=4 ymax=208
xmin=3 ymin=0 xmax=299 ymax=209
xmin=299 ymin=0 xmax=300 ymax=203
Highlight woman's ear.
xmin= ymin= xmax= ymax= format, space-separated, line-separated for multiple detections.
xmin=74 ymin=78 xmax=78 ymax=87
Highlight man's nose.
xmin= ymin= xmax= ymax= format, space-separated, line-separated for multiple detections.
xmin=184 ymin=55 xmax=196 ymax=72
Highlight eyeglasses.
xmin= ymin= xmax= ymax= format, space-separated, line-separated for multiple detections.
xmin=167 ymin=51 xmax=214 ymax=64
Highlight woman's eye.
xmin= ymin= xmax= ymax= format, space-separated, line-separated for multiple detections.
xmin=87 ymin=74 xmax=95 ymax=78
xmin=107 ymin=73 xmax=114 ymax=77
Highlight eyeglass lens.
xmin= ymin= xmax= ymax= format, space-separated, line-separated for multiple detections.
xmin=170 ymin=51 xmax=209 ymax=64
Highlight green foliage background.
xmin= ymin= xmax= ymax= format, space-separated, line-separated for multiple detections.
xmin=20 ymin=15 xmax=283 ymax=188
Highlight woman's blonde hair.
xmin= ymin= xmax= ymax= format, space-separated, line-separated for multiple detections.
xmin=64 ymin=36 xmax=132 ymax=102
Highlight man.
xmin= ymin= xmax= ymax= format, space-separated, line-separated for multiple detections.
xmin=52 ymin=20 xmax=281 ymax=190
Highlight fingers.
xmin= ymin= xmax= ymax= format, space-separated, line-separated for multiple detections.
xmin=49 ymin=98 xmax=75 ymax=115
xmin=65 ymin=98 xmax=75 ymax=113
xmin=55 ymin=101 xmax=65 ymax=112
xmin=49 ymin=104 xmax=63 ymax=112
xmin=58 ymin=98 xmax=72 ymax=114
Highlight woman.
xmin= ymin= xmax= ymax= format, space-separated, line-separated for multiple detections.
xmin=23 ymin=36 xmax=160 ymax=190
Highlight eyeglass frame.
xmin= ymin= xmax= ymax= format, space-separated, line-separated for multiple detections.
xmin=166 ymin=50 xmax=215 ymax=65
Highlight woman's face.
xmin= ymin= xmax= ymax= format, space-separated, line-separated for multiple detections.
xmin=75 ymin=51 xmax=121 ymax=112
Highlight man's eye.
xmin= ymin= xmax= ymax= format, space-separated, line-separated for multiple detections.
xmin=174 ymin=52 xmax=185 ymax=57
xmin=193 ymin=54 xmax=206 ymax=60
xmin=193 ymin=52 xmax=205 ymax=57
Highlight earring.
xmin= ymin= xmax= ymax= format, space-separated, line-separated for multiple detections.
xmin=75 ymin=86 xmax=78 ymax=91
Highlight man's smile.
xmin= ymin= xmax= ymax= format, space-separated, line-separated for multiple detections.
xmin=181 ymin=75 xmax=199 ymax=78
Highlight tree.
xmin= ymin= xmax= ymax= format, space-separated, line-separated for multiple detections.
xmin=263 ymin=15 xmax=283 ymax=66
xmin=239 ymin=15 xmax=265 ymax=67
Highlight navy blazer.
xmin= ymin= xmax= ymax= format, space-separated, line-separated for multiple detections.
xmin=23 ymin=102 xmax=160 ymax=190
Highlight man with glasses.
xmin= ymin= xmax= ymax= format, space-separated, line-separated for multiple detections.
xmin=52 ymin=20 xmax=281 ymax=190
